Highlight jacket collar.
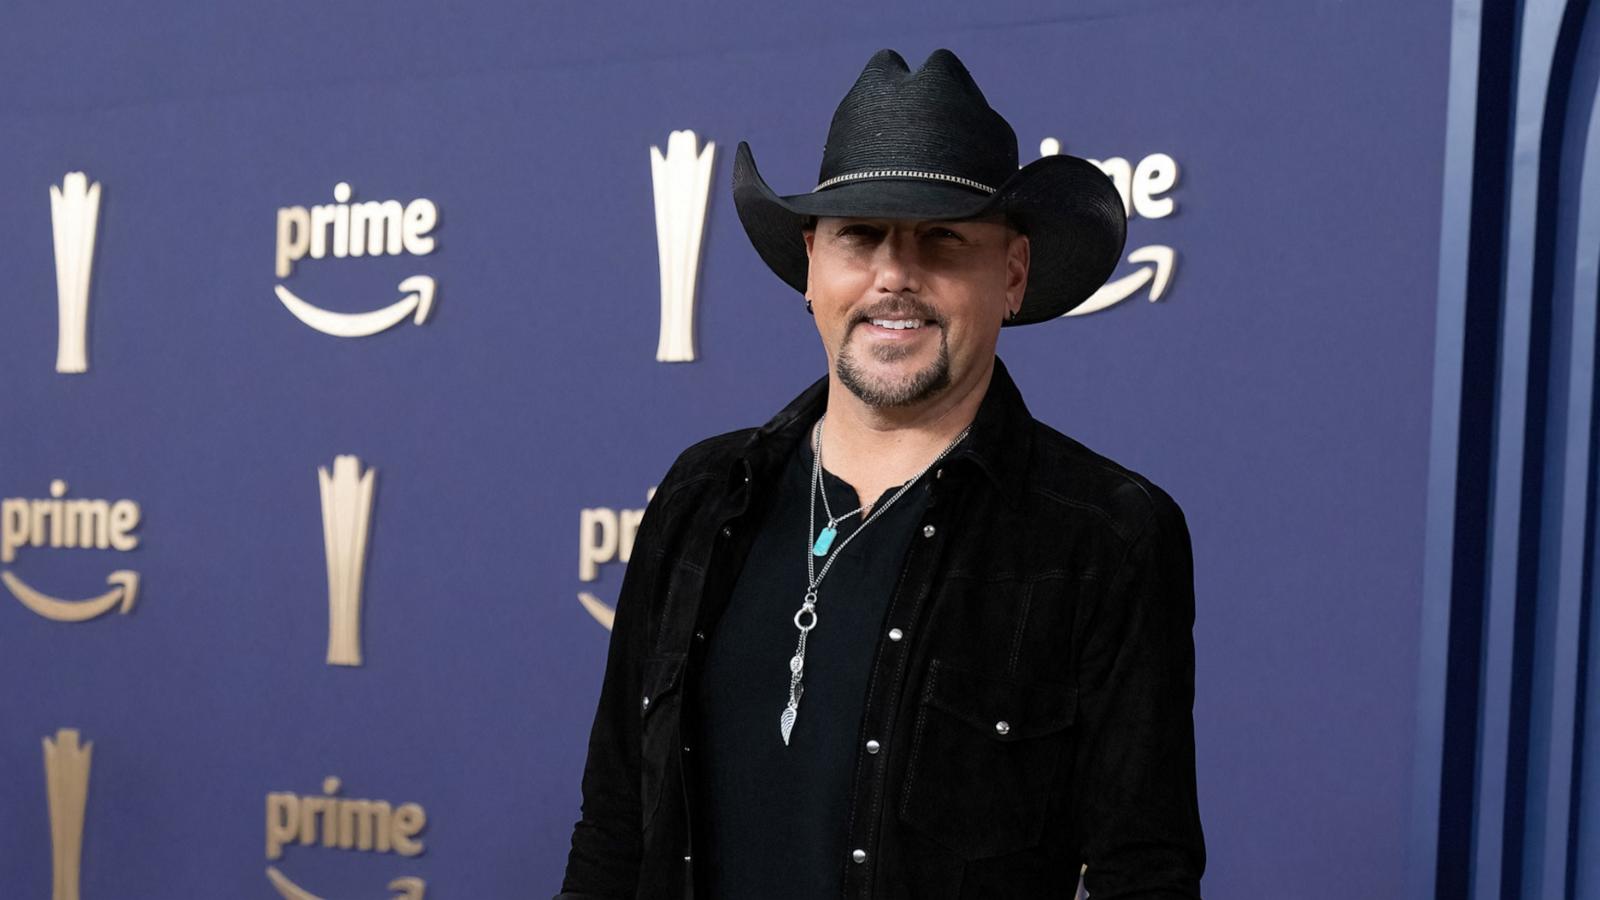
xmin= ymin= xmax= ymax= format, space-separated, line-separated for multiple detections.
xmin=732 ymin=356 xmax=1034 ymax=507
xmin=949 ymin=356 xmax=1034 ymax=505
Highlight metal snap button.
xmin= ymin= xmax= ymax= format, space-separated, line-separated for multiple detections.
xmin=851 ymin=849 xmax=867 ymax=863
xmin=888 ymin=628 xmax=904 ymax=642
xmin=641 ymin=696 xmax=650 ymax=710
xmin=994 ymin=720 xmax=1010 ymax=735
xmin=694 ymin=630 xmax=706 ymax=641
xmin=866 ymin=739 xmax=880 ymax=754
xmin=922 ymin=524 xmax=936 ymax=538
xmin=720 ymin=525 xmax=733 ymax=538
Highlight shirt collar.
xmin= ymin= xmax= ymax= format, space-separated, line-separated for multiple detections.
xmin=732 ymin=356 xmax=1035 ymax=507
xmin=948 ymin=356 xmax=1033 ymax=505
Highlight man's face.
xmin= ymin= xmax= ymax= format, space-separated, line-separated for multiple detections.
xmin=803 ymin=215 xmax=1029 ymax=410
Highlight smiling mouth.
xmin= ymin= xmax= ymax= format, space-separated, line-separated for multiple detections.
xmin=866 ymin=318 xmax=932 ymax=331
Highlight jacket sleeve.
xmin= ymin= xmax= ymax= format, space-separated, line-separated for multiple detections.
xmin=1071 ymin=487 xmax=1206 ymax=900
xmin=554 ymin=478 xmax=675 ymax=900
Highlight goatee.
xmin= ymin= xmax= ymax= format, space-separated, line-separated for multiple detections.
xmin=837 ymin=331 xmax=952 ymax=408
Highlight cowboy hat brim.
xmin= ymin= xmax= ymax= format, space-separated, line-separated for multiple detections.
xmin=731 ymin=141 xmax=1127 ymax=324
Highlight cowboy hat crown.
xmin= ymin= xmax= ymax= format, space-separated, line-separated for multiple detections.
xmin=732 ymin=48 xmax=1127 ymax=324
xmin=814 ymin=49 xmax=1018 ymax=196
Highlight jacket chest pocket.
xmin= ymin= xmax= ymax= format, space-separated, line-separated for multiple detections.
xmin=639 ymin=655 xmax=685 ymax=831
xmin=897 ymin=659 xmax=1077 ymax=859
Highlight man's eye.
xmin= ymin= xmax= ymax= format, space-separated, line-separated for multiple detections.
xmin=838 ymin=225 xmax=879 ymax=238
xmin=927 ymin=228 xmax=963 ymax=241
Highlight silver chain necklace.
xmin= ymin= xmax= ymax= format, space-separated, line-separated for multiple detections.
xmin=812 ymin=465 xmax=867 ymax=557
xmin=780 ymin=415 xmax=971 ymax=745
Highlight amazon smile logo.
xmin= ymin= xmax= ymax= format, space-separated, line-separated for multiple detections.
xmin=1037 ymin=140 xmax=1181 ymax=317
xmin=576 ymin=488 xmax=653 ymax=630
xmin=265 ymin=776 xmax=427 ymax=899
xmin=275 ymin=182 xmax=439 ymax=337
xmin=1 ymin=480 xmax=141 ymax=623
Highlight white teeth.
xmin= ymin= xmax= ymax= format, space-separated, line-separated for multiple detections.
xmin=870 ymin=319 xmax=923 ymax=330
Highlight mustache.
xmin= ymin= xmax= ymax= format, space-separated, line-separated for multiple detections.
xmin=851 ymin=296 xmax=945 ymax=327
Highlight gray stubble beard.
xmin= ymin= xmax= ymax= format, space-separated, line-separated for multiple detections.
xmin=836 ymin=327 xmax=952 ymax=408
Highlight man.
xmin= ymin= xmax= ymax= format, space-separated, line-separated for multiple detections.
xmin=557 ymin=48 xmax=1204 ymax=899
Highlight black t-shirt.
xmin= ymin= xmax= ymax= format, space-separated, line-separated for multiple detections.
xmin=695 ymin=431 xmax=933 ymax=899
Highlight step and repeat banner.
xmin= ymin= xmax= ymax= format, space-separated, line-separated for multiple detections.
xmin=0 ymin=2 xmax=1449 ymax=897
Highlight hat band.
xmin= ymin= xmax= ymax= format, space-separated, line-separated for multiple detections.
xmin=812 ymin=169 xmax=996 ymax=195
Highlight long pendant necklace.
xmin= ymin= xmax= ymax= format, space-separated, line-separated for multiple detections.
xmin=780 ymin=415 xmax=971 ymax=746
xmin=811 ymin=463 xmax=866 ymax=557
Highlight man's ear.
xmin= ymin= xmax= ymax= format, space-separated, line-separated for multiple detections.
xmin=1005 ymin=232 xmax=1031 ymax=316
xmin=803 ymin=228 xmax=816 ymax=257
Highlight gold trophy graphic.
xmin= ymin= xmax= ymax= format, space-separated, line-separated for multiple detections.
xmin=319 ymin=455 xmax=376 ymax=666
xmin=42 ymin=728 xmax=92 ymax=900
xmin=649 ymin=130 xmax=715 ymax=363
xmin=49 ymin=173 xmax=101 ymax=374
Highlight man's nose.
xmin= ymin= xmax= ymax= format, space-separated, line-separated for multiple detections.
xmin=872 ymin=232 xmax=923 ymax=294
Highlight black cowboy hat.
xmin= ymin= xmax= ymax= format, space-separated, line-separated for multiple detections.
xmin=732 ymin=48 xmax=1127 ymax=324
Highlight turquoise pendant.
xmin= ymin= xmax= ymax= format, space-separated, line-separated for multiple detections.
xmin=812 ymin=525 xmax=838 ymax=557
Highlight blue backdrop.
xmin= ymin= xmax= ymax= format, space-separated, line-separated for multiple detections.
xmin=0 ymin=2 xmax=1493 ymax=897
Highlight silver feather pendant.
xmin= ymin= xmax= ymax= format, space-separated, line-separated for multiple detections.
xmin=780 ymin=680 xmax=804 ymax=746
xmin=780 ymin=705 xmax=798 ymax=745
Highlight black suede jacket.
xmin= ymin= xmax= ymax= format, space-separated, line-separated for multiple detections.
xmin=556 ymin=359 xmax=1205 ymax=899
